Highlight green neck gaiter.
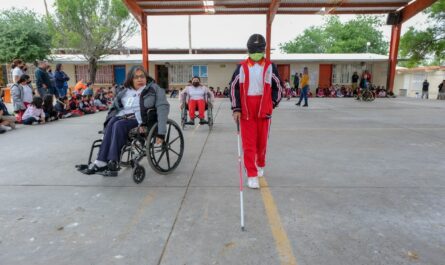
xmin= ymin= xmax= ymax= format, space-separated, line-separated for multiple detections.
xmin=249 ymin=53 xmax=265 ymax=62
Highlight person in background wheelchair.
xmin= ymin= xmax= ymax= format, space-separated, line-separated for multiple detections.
xmin=82 ymin=65 xmax=170 ymax=175
xmin=179 ymin=76 xmax=214 ymax=125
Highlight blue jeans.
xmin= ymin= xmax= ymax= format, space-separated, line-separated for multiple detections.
xmin=57 ymin=87 xmax=68 ymax=98
xmin=298 ymin=86 xmax=309 ymax=105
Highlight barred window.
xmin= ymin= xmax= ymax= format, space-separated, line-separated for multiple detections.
xmin=6 ymin=64 xmax=37 ymax=85
xmin=169 ymin=64 xmax=208 ymax=85
xmin=75 ymin=65 xmax=113 ymax=84
xmin=332 ymin=64 xmax=373 ymax=84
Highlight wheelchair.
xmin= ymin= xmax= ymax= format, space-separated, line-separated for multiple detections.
xmin=180 ymin=100 xmax=214 ymax=130
xmin=77 ymin=110 xmax=185 ymax=184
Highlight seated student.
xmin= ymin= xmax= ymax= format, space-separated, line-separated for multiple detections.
xmin=223 ymin=87 xmax=229 ymax=98
xmin=43 ymin=94 xmax=58 ymax=122
xmin=11 ymin=74 xmax=30 ymax=123
xmin=22 ymin=96 xmax=45 ymax=125
xmin=316 ymin=87 xmax=324 ymax=97
xmin=69 ymin=95 xmax=84 ymax=117
xmin=74 ymin=80 xmax=87 ymax=95
xmin=179 ymin=76 xmax=214 ymax=125
xmin=82 ymin=82 xmax=94 ymax=97
xmin=0 ymin=95 xmax=16 ymax=132
xmin=93 ymin=94 xmax=108 ymax=111
xmin=79 ymin=95 xmax=95 ymax=114
xmin=215 ymin=87 xmax=223 ymax=98
xmin=55 ymin=96 xmax=72 ymax=119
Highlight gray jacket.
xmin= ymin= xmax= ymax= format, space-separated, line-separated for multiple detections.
xmin=11 ymin=83 xmax=26 ymax=111
xmin=106 ymin=82 xmax=170 ymax=136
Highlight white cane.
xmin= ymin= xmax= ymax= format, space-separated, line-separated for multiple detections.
xmin=237 ymin=120 xmax=245 ymax=231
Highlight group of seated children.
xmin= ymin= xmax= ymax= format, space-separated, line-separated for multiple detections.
xmin=19 ymin=87 xmax=112 ymax=126
xmin=315 ymin=85 xmax=389 ymax=98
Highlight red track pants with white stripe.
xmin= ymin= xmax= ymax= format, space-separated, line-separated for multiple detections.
xmin=240 ymin=95 xmax=270 ymax=177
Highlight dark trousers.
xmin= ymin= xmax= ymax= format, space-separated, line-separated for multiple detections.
xmin=298 ymin=86 xmax=309 ymax=105
xmin=23 ymin=117 xmax=38 ymax=125
xmin=97 ymin=116 xmax=138 ymax=162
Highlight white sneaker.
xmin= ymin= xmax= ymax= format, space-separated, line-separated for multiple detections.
xmin=0 ymin=125 xmax=12 ymax=131
xmin=258 ymin=167 xmax=264 ymax=177
xmin=247 ymin=177 xmax=260 ymax=189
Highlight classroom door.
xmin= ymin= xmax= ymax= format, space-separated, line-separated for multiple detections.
xmin=156 ymin=65 xmax=169 ymax=89
xmin=318 ymin=64 xmax=332 ymax=88
xmin=114 ymin=65 xmax=126 ymax=86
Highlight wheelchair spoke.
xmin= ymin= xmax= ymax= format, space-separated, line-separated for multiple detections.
xmin=168 ymin=148 xmax=180 ymax=157
xmin=156 ymin=149 xmax=166 ymax=165
xmin=168 ymin=136 xmax=180 ymax=145
xmin=166 ymin=124 xmax=172 ymax=142
xmin=166 ymin=149 xmax=171 ymax=169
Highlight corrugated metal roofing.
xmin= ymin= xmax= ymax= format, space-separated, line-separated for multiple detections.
xmin=131 ymin=0 xmax=412 ymax=16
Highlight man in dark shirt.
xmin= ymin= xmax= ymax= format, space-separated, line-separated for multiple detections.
xmin=352 ymin=72 xmax=359 ymax=93
xmin=35 ymin=61 xmax=55 ymax=98
xmin=422 ymin=79 xmax=429 ymax=99
xmin=293 ymin=72 xmax=300 ymax=90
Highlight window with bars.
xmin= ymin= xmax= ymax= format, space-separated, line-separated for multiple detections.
xmin=169 ymin=64 xmax=208 ymax=85
xmin=75 ymin=65 xmax=113 ymax=84
xmin=6 ymin=64 xmax=37 ymax=85
xmin=332 ymin=63 xmax=373 ymax=84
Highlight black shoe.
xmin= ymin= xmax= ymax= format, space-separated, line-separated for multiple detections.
xmin=295 ymin=103 xmax=301 ymax=106
xmin=82 ymin=164 xmax=108 ymax=175
xmin=185 ymin=120 xmax=195 ymax=125
xmin=303 ymin=104 xmax=308 ymax=107
xmin=199 ymin=119 xmax=208 ymax=125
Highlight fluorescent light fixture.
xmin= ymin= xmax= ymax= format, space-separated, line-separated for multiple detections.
xmin=203 ymin=1 xmax=215 ymax=14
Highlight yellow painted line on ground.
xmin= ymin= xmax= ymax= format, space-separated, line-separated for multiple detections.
xmin=259 ymin=177 xmax=298 ymax=265
xmin=118 ymin=192 xmax=155 ymax=241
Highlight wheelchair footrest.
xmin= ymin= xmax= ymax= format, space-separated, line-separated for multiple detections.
xmin=97 ymin=170 xmax=119 ymax=177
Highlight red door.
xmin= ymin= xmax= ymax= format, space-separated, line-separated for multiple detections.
xmin=277 ymin=64 xmax=290 ymax=82
xmin=319 ymin=64 xmax=332 ymax=88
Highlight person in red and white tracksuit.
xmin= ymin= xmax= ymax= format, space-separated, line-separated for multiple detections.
xmin=230 ymin=34 xmax=283 ymax=189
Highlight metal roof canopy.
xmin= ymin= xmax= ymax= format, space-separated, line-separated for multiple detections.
xmin=122 ymin=0 xmax=438 ymax=92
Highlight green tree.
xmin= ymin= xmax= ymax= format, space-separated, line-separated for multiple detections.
xmin=280 ymin=16 xmax=388 ymax=54
xmin=51 ymin=0 xmax=137 ymax=83
xmin=0 ymin=8 xmax=52 ymax=63
xmin=400 ymin=0 xmax=445 ymax=67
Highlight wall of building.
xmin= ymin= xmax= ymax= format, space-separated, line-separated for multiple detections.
xmin=394 ymin=70 xmax=445 ymax=98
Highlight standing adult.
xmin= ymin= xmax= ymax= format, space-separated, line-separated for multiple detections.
xmin=293 ymin=72 xmax=300 ymax=91
xmin=229 ymin=33 xmax=283 ymax=189
xmin=35 ymin=61 xmax=52 ymax=98
xmin=351 ymin=71 xmax=359 ymax=94
xmin=55 ymin=64 xmax=70 ymax=98
xmin=438 ymin=80 xmax=445 ymax=100
xmin=296 ymin=67 xmax=310 ymax=107
xmin=422 ymin=79 xmax=429 ymax=99
xmin=11 ymin=59 xmax=25 ymax=83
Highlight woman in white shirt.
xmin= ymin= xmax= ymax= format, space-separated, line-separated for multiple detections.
xmin=180 ymin=76 xmax=214 ymax=125
xmin=83 ymin=66 xmax=170 ymax=175
xmin=11 ymin=59 xmax=25 ymax=83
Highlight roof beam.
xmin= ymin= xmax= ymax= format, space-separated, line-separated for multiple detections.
xmin=268 ymin=0 xmax=281 ymax=24
xmin=122 ymin=0 xmax=143 ymax=24
xmin=144 ymin=10 xmax=396 ymax=16
xmin=399 ymin=0 xmax=437 ymax=23
xmin=137 ymin=2 xmax=406 ymax=9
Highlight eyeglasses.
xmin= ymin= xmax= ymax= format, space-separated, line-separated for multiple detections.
xmin=133 ymin=74 xmax=146 ymax=80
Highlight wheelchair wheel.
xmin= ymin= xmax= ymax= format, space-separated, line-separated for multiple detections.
xmin=132 ymin=165 xmax=145 ymax=184
xmin=147 ymin=119 xmax=184 ymax=175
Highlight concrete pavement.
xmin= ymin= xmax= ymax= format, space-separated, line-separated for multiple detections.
xmin=0 ymin=97 xmax=444 ymax=265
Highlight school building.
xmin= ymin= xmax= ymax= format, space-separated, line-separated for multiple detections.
xmin=5 ymin=52 xmax=389 ymax=93
xmin=394 ymin=66 xmax=445 ymax=98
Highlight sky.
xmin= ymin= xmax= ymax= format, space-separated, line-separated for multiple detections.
xmin=0 ymin=0 xmax=430 ymax=52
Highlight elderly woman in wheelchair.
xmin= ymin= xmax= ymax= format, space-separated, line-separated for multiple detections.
xmin=78 ymin=66 xmax=184 ymax=183
xmin=179 ymin=76 xmax=214 ymax=129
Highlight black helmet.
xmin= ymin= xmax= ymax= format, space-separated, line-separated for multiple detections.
xmin=247 ymin=34 xmax=266 ymax=53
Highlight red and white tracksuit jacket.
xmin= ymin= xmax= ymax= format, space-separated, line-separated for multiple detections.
xmin=229 ymin=58 xmax=283 ymax=177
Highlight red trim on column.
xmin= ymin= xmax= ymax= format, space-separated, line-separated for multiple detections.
xmin=387 ymin=23 xmax=401 ymax=93
xmin=141 ymin=14 xmax=149 ymax=72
